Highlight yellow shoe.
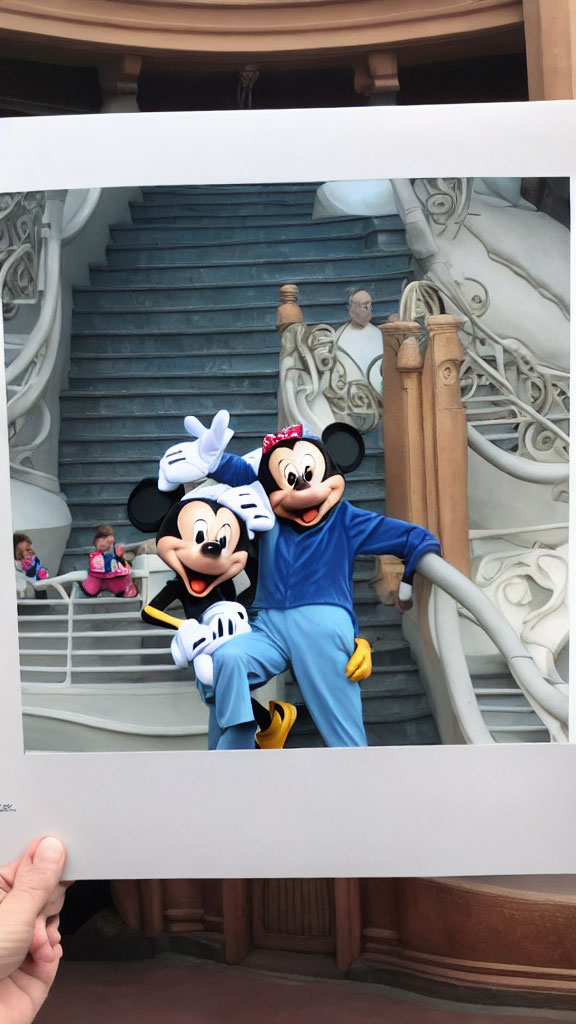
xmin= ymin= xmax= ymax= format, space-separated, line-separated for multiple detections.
xmin=255 ymin=701 xmax=297 ymax=749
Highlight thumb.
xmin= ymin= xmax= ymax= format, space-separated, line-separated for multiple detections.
xmin=5 ymin=837 xmax=66 ymax=923
xmin=183 ymin=415 xmax=207 ymax=439
xmin=0 ymin=837 xmax=66 ymax=976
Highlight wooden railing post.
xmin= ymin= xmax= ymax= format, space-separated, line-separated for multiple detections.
xmin=380 ymin=313 xmax=470 ymax=579
xmin=277 ymin=283 xmax=303 ymax=334
xmin=424 ymin=314 xmax=470 ymax=577
xmin=380 ymin=319 xmax=426 ymax=527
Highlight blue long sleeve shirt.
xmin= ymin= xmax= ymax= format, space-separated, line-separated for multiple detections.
xmin=214 ymin=453 xmax=441 ymax=631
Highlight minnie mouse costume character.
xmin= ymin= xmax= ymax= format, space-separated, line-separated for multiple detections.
xmin=159 ymin=411 xmax=442 ymax=750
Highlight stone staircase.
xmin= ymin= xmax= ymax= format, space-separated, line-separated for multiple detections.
xmin=56 ymin=182 xmax=438 ymax=746
xmin=469 ymin=654 xmax=551 ymax=743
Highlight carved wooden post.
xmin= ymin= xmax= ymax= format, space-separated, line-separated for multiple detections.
xmin=380 ymin=319 xmax=426 ymax=526
xmin=423 ymin=314 xmax=470 ymax=576
xmin=373 ymin=319 xmax=425 ymax=600
xmin=379 ymin=313 xmax=470 ymax=579
xmin=277 ymin=283 xmax=303 ymax=335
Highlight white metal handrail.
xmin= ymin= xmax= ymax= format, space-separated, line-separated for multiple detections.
xmin=467 ymin=425 xmax=569 ymax=484
xmin=416 ymin=552 xmax=568 ymax=741
xmin=6 ymin=189 xmax=102 ymax=492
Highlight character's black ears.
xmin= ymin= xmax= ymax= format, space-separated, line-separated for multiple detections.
xmin=321 ymin=423 xmax=365 ymax=474
xmin=127 ymin=478 xmax=185 ymax=534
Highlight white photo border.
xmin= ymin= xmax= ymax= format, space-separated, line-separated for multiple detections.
xmin=0 ymin=101 xmax=574 ymax=879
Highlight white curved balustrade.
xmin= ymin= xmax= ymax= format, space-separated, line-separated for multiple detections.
xmin=416 ymin=552 xmax=568 ymax=743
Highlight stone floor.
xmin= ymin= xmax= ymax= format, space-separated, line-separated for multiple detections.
xmin=35 ymin=956 xmax=576 ymax=1024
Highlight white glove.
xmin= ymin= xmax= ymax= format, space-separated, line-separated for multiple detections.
xmin=170 ymin=619 xmax=214 ymax=670
xmin=217 ymin=482 xmax=275 ymax=537
xmin=170 ymin=602 xmax=251 ymax=674
xmin=201 ymin=601 xmax=251 ymax=643
xmin=195 ymin=602 xmax=252 ymax=685
xmin=158 ymin=411 xmax=234 ymax=491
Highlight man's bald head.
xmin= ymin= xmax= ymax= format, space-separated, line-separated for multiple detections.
xmin=348 ymin=289 xmax=373 ymax=328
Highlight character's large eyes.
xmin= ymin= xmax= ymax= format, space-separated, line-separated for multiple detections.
xmin=217 ymin=524 xmax=232 ymax=551
xmin=283 ymin=462 xmax=299 ymax=488
xmin=301 ymin=453 xmax=315 ymax=483
xmin=194 ymin=518 xmax=209 ymax=544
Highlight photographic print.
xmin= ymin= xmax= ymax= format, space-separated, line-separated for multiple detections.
xmin=0 ymin=103 xmax=574 ymax=878
xmin=7 ymin=175 xmax=569 ymax=755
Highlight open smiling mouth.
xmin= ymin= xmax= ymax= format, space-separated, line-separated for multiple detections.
xmin=183 ymin=568 xmax=219 ymax=595
xmin=298 ymin=506 xmax=320 ymax=524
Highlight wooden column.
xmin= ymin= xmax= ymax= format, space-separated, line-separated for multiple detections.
xmin=222 ymin=880 xmax=252 ymax=963
xmin=380 ymin=320 xmax=427 ymax=526
xmin=98 ymin=54 xmax=142 ymax=113
xmin=523 ymin=0 xmax=576 ymax=99
xmin=334 ymin=879 xmax=362 ymax=970
xmin=354 ymin=51 xmax=399 ymax=104
xmin=424 ymin=315 xmax=470 ymax=576
xmin=380 ymin=314 xmax=470 ymax=578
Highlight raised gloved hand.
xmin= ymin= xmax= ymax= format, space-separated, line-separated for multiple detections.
xmin=345 ymin=636 xmax=372 ymax=683
xmin=158 ymin=410 xmax=234 ymax=491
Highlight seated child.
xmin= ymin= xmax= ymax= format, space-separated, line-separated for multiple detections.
xmin=81 ymin=524 xmax=138 ymax=598
xmin=14 ymin=533 xmax=49 ymax=598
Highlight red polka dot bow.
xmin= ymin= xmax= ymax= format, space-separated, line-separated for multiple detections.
xmin=262 ymin=424 xmax=303 ymax=453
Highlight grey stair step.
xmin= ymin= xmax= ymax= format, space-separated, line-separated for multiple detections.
xmin=473 ymin=676 xmax=520 ymax=691
xmin=131 ymin=201 xmax=321 ymax=217
xmin=140 ymin=184 xmax=320 ymax=197
xmin=70 ymin=328 xmax=277 ymax=351
xmin=90 ymin=251 xmax=412 ymax=288
xmin=352 ymin=580 xmax=383 ymax=602
xmin=58 ymin=443 xmax=384 ymax=476
xmin=109 ymin=217 xmax=377 ymax=245
xmin=58 ymin=449 xmax=385 ymax=482
xmin=360 ymin=676 xmax=423 ymax=700
xmin=288 ymin=693 xmax=435 ymax=727
xmin=60 ymin=409 xmax=275 ymax=437
xmin=106 ymin=235 xmax=373 ymax=266
xmin=128 ymin=210 xmax=349 ymax=226
xmin=61 ymin=424 xmax=383 ymax=450
xmin=68 ymin=351 xmax=281 ymax=375
xmin=284 ymin=705 xmax=440 ymax=748
xmin=481 ymin=708 xmax=544 ymax=726
xmin=60 ymin=475 xmax=383 ymax=504
xmin=60 ymin=391 xmax=278 ymax=416
xmin=73 ymin=272 xmax=405 ymax=310
xmin=491 ymin=727 xmax=550 ymax=743
xmin=64 ymin=373 xmax=278 ymax=395
xmin=71 ymin=296 xmax=395 ymax=331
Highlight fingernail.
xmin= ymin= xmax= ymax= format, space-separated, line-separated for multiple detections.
xmin=34 ymin=837 xmax=65 ymax=865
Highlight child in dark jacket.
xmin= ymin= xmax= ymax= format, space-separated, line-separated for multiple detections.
xmin=14 ymin=533 xmax=49 ymax=599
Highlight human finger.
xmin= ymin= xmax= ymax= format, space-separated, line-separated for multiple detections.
xmin=0 ymin=838 xmax=66 ymax=977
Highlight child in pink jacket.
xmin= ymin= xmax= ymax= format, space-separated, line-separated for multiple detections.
xmin=81 ymin=525 xmax=138 ymax=598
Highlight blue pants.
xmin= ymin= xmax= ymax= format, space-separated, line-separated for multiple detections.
xmin=209 ymin=605 xmax=367 ymax=749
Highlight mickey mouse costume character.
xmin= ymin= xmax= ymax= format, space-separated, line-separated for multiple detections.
xmin=159 ymin=411 xmax=442 ymax=750
xmin=128 ymin=476 xmax=297 ymax=748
